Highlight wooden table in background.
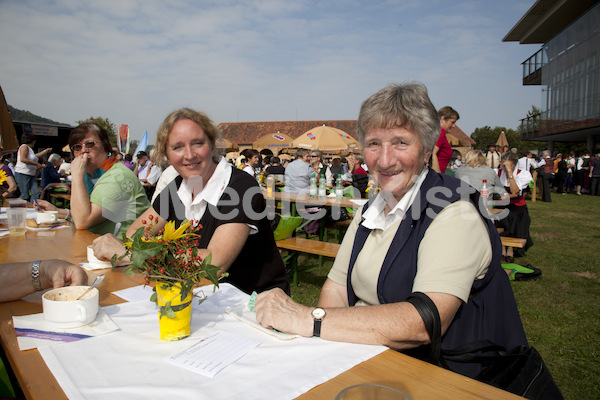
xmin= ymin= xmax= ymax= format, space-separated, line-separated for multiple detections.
xmin=264 ymin=190 xmax=363 ymax=210
xmin=0 ymin=224 xmax=523 ymax=400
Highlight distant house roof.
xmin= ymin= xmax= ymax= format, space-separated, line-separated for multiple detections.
xmin=447 ymin=125 xmax=476 ymax=146
xmin=218 ymin=120 xmax=476 ymax=147
xmin=217 ymin=120 xmax=358 ymax=145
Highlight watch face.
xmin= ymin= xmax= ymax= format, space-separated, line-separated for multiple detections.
xmin=312 ymin=308 xmax=326 ymax=319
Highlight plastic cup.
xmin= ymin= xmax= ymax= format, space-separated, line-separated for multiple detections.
xmin=335 ymin=384 xmax=411 ymax=400
xmin=7 ymin=207 xmax=27 ymax=236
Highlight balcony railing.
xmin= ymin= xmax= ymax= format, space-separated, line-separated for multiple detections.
xmin=522 ymin=48 xmax=546 ymax=85
xmin=520 ymin=114 xmax=600 ymax=140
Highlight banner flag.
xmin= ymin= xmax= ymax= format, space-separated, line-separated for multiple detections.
xmin=118 ymin=124 xmax=130 ymax=154
xmin=133 ymin=130 xmax=148 ymax=159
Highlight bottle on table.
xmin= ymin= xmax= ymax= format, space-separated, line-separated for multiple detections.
xmin=335 ymin=174 xmax=344 ymax=199
xmin=318 ymin=174 xmax=326 ymax=199
xmin=480 ymin=179 xmax=490 ymax=209
xmin=309 ymin=174 xmax=317 ymax=198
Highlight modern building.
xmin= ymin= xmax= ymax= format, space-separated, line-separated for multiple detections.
xmin=503 ymin=0 xmax=599 ymax=151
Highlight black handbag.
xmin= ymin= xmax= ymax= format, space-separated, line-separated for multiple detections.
xmin=405 ymin=292 xmax=563 ymax=400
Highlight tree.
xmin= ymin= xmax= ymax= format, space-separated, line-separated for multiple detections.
xmin=471 ymin=126 xmax=507 ymax=151
xmin=471 ymin=125 xmax=547 ymax=156
xmin=76 ymin=116 xmax=117 ymax=147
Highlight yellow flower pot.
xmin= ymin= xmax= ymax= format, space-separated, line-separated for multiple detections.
xmin=156 ymin=282 xmax=193 ymax=341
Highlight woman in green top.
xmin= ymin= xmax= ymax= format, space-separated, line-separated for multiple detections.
xmin=36 ymin=123 xmax=150 ymax=237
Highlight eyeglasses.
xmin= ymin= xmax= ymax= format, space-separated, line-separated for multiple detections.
xmin=72 ymin=141 xmax=98 ymax=153
xmin=309 ymin=155 xmax=319 ymax=158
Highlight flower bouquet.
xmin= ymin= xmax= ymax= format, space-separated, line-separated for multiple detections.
xmin=0 ymin=169 xmax=7 ymax=206
xmin=112 ymin=216 xmax=225 ymax=340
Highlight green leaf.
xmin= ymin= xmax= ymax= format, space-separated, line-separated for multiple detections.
xmin=159 ymin=301 xmax=176 ymax=319
xmin=123 ymin=266 xmax=136 ymax=277
xmin=150 ymin=292 xmax=157 ymax=304
xmin=130 ymin=241 xmax=162 ymax=267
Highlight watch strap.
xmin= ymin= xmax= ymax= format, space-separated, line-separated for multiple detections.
xmin=313 ymin=318 xmax=323 ymax=337
xmin=31 ymin=260 xmax=43 ymax=291
xmin=313 ymin=318 xmax=322 ymax=337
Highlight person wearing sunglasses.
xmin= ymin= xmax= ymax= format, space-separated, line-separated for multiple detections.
xmin=36 ymin=123 xmax=150 ymax=237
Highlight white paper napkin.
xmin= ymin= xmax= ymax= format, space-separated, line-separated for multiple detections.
xmin=80 ymin=261 xmax=129 ymax=271
xmin=225 ymin=302 xmax=301 ymax=340
xmin=12 ymin=309 xmax=120 ymax=350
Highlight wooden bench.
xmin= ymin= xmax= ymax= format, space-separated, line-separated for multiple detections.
xmin=276 ymin=237 xmax=340 ymax=286
xmin=500 ymin=237 xmax=527 ymax=248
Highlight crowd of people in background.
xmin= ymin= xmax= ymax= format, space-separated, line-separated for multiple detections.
xmin=230 ymin=147 xmax=373 ymax=198
xmin=5 ymin=127 xmax=600 ymax=207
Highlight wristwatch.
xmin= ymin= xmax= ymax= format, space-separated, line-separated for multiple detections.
xmin=312 ymin=307 xmax=326 ymax=337
xmin=31 ymin=260 xmax=43 ymax=291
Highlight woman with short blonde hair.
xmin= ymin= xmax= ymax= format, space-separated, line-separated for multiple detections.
xmin=454 ymin=150 xmax=503 ymax=191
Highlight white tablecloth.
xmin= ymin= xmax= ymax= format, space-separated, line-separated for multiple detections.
xmin=39 ymin=283 xmax=386 ymax=400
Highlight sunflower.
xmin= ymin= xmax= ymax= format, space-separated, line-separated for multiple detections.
xmin=0 ymin=169 xmax=7 ymax=186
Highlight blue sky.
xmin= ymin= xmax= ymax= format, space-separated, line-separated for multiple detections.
xmin=0 ymin=0 xmax=541 ymax=144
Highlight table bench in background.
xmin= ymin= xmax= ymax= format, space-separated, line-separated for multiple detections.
xmin=276 ymin=237 xmax=340 ymax=286
xmin=500 ymin=237 xmax=528 ymax=248
xmin=50 ymin=193 xmax=71 ymax=208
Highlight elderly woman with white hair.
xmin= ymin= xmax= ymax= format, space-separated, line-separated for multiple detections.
xmin=41 ymin=153 xmax=64 ymax=190
xmin=254 ymin=82 xmax=528 ymax=379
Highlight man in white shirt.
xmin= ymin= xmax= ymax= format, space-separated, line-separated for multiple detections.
xmin=485 ymin=144 xmax=501 ymax=169
xmin=133 ymin=151 xmax=150 ymax=181
xmin=517 ymin=152 xmax=539 ymax=173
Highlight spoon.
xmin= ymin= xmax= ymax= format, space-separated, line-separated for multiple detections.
xmin=77 ymin=274 xmax=105 ymax=300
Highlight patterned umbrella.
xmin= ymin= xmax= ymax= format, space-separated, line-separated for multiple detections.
xmin=292 ymin=125 xmax=361 ymax=153
xmin=252 ymin=132 xmax=294 ymax=149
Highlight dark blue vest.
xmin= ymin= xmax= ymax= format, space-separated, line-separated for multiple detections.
xmin=347 ymin=170 xmax=528 ymax=378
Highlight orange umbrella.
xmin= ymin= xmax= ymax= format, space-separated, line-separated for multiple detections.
xmin=292 ymin=125 xmax=361 ymax=153
xmin=252 ymin=132 xmax=294 ymax=149
xmin=496 ymin=131 xmax=509 ymax=154
xmin=215 ymin=138 xmax=239 ymax=151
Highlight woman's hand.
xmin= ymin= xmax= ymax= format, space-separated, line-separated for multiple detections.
xmin=501 ymin=160 xmax=514 ymax=177
xmin=92 ymin=234 xmax=128 ymax=262
xmin=70 ymin=154 xmax=89 ymax=181
xmin=255 ymin=288 xmax=313 ymax=337
xmin=35 ymin=199 xmax=58 ymax=212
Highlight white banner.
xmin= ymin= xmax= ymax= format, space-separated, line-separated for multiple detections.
xmin=24 ymin=124 xmax=59 ymax=137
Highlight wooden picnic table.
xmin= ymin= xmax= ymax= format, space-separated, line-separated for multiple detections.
xmin=0 ymin=220 xmax=524 ymax=399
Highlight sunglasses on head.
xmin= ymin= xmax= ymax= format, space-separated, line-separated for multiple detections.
xmin=72 ymin=141 xmax=98 ymax=153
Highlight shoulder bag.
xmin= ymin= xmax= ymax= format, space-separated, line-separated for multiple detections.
xmin=405 ymin=292 xmax=563 ymax=400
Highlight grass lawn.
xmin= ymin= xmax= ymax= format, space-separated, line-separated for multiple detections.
xmin=287 ymin=192 xmax=600 ymax=400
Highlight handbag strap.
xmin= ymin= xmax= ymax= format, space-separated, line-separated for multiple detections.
xmin=405 ymin=292 xmax=445 ymax=367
